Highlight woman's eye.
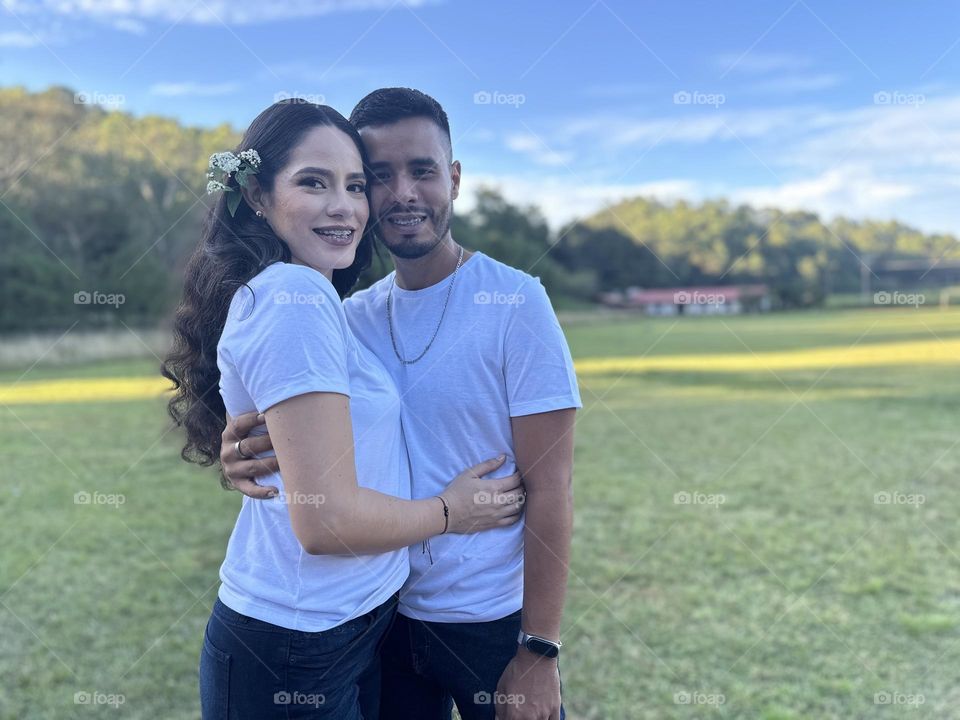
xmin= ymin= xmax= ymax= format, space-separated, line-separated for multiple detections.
xmin=348 ymin=183 xmax=367 ymax=193
xmin=303 ymin=178 xmax=325 ymax=189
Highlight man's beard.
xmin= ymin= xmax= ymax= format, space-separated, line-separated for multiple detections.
xmin=376 ymin=202 xmax=452 ymax=260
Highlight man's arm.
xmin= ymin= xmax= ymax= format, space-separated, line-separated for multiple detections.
xmin=497 ymin=407 xmax=576 ymax=720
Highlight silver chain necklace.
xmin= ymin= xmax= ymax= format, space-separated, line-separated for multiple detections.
xmin=386 ymin=244 xmax=465 ymax=365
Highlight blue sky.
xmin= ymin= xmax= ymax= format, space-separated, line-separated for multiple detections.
xmin=2 ymin=0 xmax=959 ymax=234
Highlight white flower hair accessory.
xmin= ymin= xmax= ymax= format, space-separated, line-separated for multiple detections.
xmin=206 ymin=149 xmax=261 ymax=217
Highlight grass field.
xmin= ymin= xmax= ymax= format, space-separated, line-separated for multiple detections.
xmin=2 ymin=307 xmax=959 ymax=718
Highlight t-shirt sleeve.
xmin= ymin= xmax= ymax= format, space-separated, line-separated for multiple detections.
xmin=223 ymin=266 xmax=351 ymax=412
xmin=503 ymin=278 xmax=582 ymax=417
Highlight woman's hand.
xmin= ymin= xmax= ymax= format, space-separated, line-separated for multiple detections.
xmin=441 ymin=456 xmax=525 ymax=534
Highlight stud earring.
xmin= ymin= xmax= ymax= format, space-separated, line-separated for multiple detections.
xmin=255 ymin=210 xmax=264 ymax=218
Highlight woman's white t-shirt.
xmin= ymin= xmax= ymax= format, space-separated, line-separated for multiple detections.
xmin=215 ymin=262 xmax=409 ymax=632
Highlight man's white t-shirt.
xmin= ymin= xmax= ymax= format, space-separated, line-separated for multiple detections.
xmin=216 ymin=262 xmax=409 ymax=632
xmin=345 ymin=251 xmax=582 ymax=623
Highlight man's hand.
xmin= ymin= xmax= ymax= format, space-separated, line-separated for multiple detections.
xmin=495 ymin=649 xmax=562 ymax=720
xmin=220 ymin=411 xmax=280 ymax=498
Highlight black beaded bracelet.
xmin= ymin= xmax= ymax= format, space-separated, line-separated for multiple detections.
xmin=437 ymin=495 xmax=450 ymax=534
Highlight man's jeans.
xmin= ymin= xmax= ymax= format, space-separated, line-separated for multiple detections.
xmin=379 ymin=609 xmax=565 ymax=720
xmin=199 ymin=595 xmax=397 ymax=719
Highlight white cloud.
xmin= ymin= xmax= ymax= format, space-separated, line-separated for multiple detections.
xmin=149 ymin=81 xmax=240 ymax=97
xmin=6 ymin=0 xmax=436 ymax=25
xmin=0 ymin=31 xmax=42 ymax=47
xmin=504 ymin=133 xmax=573 ymax=167
xmin=459 ymin=174 xmax=702 ymax=230
xmin=715 ymin=51 xmax=813 ymax=75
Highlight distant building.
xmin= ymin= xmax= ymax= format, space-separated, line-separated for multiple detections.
xmin=599 ymin=285 xmax=772 ymax=315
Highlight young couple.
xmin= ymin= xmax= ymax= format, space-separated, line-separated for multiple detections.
xmin=164 ymin=88 xmax=580 ymax=720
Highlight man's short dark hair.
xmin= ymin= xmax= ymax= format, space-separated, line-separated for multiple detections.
xmin=350 ymin=88 xmax=451 ymax=151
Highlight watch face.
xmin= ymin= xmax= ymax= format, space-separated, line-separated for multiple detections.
xmin=527 ymin=637 xmax=560 ymax=658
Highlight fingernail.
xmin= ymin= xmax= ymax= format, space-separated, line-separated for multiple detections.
xmin=497 ymin=454 xmax=506 ymax=461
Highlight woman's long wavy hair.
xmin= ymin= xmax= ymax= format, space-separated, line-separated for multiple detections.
xmin=162 ymin=101 xmax=374 ymax=477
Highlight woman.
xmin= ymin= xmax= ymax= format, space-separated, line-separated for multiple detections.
xmin=162 ymin=100 xmax=523 ymax=719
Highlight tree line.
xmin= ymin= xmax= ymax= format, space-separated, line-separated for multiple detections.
xmin=1 ymin=85 xmax=954 ymax=332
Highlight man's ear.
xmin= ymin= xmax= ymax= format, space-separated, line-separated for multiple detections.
xmin=450 ymin=160 xmax=461 ymax=201
xmin=240 ymin=175 xmax=269 ymax=217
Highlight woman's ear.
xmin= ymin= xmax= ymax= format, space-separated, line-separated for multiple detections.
xmin=240 ymin=175 xmax=268 ymax=217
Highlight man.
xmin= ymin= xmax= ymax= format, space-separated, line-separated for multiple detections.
xmin=221 ymin=88 xmax=579 ymax=720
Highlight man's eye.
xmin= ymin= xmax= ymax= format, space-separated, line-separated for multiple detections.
xmin=372 ymin=174 xmax=389 ymax=183
xmin=414 ymin=169 xmax=433 ymax=177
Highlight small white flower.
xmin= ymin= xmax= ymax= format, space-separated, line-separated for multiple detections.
xmin=209 ymin=152 xmax=240 ymax=173
xmin=206 ymin=180 xmax=228 ymax=194
xmin=239 ymin=149 xmax=261 ymax=168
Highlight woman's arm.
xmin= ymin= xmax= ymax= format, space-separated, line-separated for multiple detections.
xmin=266 ymin=391 xmax=522 ymax=555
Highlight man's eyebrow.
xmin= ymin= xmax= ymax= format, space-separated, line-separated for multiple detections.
xmin=409 ymin=157 xmax=439 ymax=166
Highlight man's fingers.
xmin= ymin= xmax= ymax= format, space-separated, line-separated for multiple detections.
xmin=227 ymin=410 xmax=265 ymax=441
xmin=234 ymin=457 xmax=280 ymax=479
xmin=489 ymin=473 xmax=524 ymax=495
xmin=470 ymin=455 xmax=507 ymax=477
xmin=242 ymin=434 xmax=275 ymax=456
xmin=228 ymin=477 xmax=278 ymax=499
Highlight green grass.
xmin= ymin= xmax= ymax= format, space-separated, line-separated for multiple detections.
xmin=3 ymin=308 xmax=960 ymax=718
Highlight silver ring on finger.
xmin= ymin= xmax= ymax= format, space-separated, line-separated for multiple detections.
xmin=235 ymin=438 xmax=255 ymax=460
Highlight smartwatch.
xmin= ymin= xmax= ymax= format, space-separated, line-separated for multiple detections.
xmin=518 ymin=630 xmax=562 ymax=659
